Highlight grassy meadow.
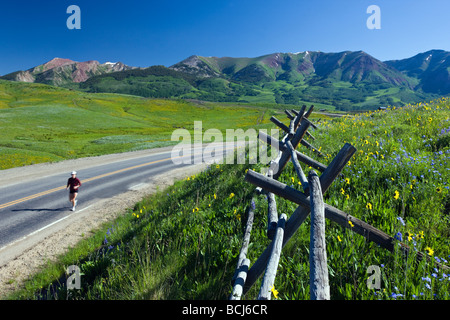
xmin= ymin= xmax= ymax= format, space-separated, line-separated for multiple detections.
xmin=5 ymin=94 xmax=450 ymax=300
xmin=0 ymin=79 xmax=301 ymax=170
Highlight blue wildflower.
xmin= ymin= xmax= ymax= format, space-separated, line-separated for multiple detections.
xmin=390 ymin=292 xmax=403 ymax=299
xmin=397 ymin=217 xmax=405 ymax=226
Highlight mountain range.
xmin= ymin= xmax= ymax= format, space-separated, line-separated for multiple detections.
xmin=1 ymin=58 xmax=135 ymax=87
xmin=1 ymin=49 xmax=449 ymax=110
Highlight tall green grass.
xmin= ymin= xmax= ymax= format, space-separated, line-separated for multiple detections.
xmin=6 ymin=97 xmax=450 ymax=300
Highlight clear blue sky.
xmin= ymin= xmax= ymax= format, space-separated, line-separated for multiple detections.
xmin=1 ymin=0 xmax=449 ymax=75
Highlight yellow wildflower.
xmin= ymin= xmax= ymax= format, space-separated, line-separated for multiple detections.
xmin=407 ymin=232 xmax=413 ymax=242
xmin=348 ymin=220 xmax=354 ymax=228
xmin=229 ymin=193 xmax=235 ymax=199
xmin=394 ymin=190 xmax=400 ymax=200
xmin=345 ymin=178 xmax=350 ymax=185
xmin=270 ymin=286 xmax=279 ymax=299
xmin=337 ymin=235 xmax=342 ymax=242
xmin=366 ymin=202 xmax=372 ymax=210
xmin=340 ymin=188 xmax=345 ymax=195
xmin=424 ymin=247 xmax=434 ymax=256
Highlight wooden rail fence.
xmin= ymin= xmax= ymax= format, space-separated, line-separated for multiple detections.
xmin=229 ymin=105 xmax=448 ymax=300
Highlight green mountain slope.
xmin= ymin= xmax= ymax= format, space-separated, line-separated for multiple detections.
xmin=385 ymin=49 xmax=450 ymax=95
xmin=79 ymin=51 xmax=440 ymax=111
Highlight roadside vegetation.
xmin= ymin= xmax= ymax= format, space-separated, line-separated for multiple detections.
xmin=5 ymin=96 xmax=450 ymax=300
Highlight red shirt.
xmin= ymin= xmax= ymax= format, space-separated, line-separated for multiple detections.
xmin=67 ymin=177 xmax=82 ymax=192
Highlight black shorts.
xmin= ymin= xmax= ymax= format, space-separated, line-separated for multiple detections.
xmin=70 ymin=190 xmax=78 ymax=194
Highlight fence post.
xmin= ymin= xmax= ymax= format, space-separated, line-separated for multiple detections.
xmin=285 ymin=140 xmax=308 ymax=191
xmin=231 ymin=197 xmax=256 ymax=286
xmin=267 ymin=170 xmax=278 ymax=240
xmin=304 ymin=105 xmax=314 ymax=118
xmin=270 ymin=116 xmax=290 ymax=133
xmin=308 ymin=170 xmax=330 ymax=300
xmin=230 ymin=258 xmax=250 ymax=300
xmin=257 ymin=213 xmax=287 ymax=300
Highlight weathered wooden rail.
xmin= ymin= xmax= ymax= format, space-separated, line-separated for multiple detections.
xmin=229 ymin=104 xmax=448 ymax=300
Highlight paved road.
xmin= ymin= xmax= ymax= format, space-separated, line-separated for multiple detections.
xmin=0 ymin=143 xmax=232 ymax=252
xmin=314 ymin=111 xmax=347 ymax=118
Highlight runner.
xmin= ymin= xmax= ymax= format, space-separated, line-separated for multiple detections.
xmin=66 ymin=171 xmax=82 ymax=211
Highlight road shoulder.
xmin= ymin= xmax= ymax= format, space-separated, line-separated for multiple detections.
xmin=0 ymin=160 xmax=207 ymax=298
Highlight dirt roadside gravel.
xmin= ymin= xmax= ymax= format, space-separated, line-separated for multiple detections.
xmin=0 ymin=149 xmax=208 ymax=298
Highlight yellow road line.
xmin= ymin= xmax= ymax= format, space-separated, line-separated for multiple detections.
xmin=0 ymin=145 xmax=238 ymax=211
xmin=0 ymin=156 xmax=173 ymax=210
xmin=0 ymin=186 xmax=67 ymax=209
